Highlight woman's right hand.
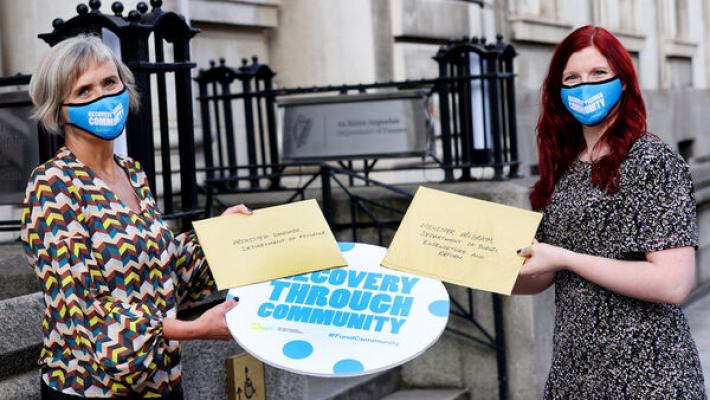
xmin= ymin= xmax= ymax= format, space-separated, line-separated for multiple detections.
xmin=511 ymin=239 xmax=556 ymax=295
xmin=221 ymin=203 xmax=252 ymax=216
xmin=163 ymin=299 xmax=238 ymax=341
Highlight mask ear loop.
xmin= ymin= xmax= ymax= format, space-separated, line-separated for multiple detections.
xmin=59 ymin=103 xmax=71 ymax=131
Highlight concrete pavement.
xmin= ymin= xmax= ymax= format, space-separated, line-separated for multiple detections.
xmin=686 ymin=291 xmax=710 ymax=394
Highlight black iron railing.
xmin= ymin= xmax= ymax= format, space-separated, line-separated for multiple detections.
xmin=195 ymin=35 xmax=520 ymax=203
xmin=435 ymin=35 xmax=521 ymax=181
xmin=196 ymin=58 xmax=280 ymax=192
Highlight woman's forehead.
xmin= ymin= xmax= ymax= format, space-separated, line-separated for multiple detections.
xmin=563 ymin=46 xmax=611 ymax=72
xmin=71 ymin=59 xmax=119 ymax=87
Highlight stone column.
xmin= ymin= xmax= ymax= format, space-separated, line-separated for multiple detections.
xmin=267 ymin=0 xmax=377 ymax=87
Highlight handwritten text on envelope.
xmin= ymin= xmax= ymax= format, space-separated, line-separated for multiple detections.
xmin=381 ymin=187 xmax=542 ymax=295
xmin=193 ymin=199 xmax=347 ymax=290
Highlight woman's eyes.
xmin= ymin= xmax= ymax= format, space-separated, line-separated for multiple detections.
xmin=563 ymin=70 xmax=609 ymax=83
xmin=74 ymin=78 xmax=118 ymax=98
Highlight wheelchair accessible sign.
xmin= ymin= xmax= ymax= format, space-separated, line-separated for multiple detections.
xmin=226 ymin=242 xmax=449 ymax=377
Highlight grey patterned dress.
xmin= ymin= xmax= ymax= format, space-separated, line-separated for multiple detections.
xmin=539 ymin=134 xmax=706 ymax=399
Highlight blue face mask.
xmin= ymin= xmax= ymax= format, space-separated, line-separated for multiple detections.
xmin=64 ymin=88 xmax=129 ymax=140
xmin=560 ymin=77 xmax=622 ymax=126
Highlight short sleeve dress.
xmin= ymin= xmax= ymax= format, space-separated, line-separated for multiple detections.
xmin=538 ymin=134 xmax=706 ymax=399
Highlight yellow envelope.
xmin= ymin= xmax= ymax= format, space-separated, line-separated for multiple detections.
xmin=192 ymin=199 xmax=346 ymax=289
xmin=381 ymin=186 xmax=542 ymax=295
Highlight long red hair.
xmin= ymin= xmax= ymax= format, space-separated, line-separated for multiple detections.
xmin=530 ymin=25 xmax=646 ymax=211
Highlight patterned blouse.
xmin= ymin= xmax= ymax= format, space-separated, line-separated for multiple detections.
xmin=21 ymin=147 xmax=215 ymax=398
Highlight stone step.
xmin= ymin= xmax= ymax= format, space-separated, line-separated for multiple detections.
xmin=0 ymin=369 xmax=40 ymax=400
xmin=307 ymin=367 xmax=401 ymax=400
xmin=0 ymin=292 xmax=44 ymax=380
xmin=0 ymin=242 xmax=39 ymax=301
xmin=181 ymin=339 xmax=244 ymax=399
xmin=380 ymin=388 xmax=469 ymax=400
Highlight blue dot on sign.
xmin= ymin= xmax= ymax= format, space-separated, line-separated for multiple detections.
xmin=338 ymin=242 xmax=356 ymax=252
xmin=282 ymin=340 xmax=313 ymax=360
xmin=333 ymin=359 xmax=364 ymax=374
xmin=428 ymin=300 xmax=450 ymax=317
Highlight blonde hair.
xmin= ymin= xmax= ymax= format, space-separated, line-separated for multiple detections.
xmin=29 ymin=34 xmax=139 ymax=135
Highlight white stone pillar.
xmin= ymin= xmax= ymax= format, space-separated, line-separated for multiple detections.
xmin=268 ymin=0 xmax=377 ymax=87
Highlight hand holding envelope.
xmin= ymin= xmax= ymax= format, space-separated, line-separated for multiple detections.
xmin=193 ymin=199 xmax=346 ymax=290
xmin=381 ymin=187 xmax=542 ymax=295
xmin=192 ymin=188 xmax=541 ymax=295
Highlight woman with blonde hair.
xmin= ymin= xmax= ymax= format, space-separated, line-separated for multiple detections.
xmin=23 ymin=34 xmax=249 ymax=399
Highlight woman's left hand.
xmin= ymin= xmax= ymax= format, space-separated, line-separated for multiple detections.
xmin=517 ymin=240 xmax=569 ymax=276
xmin=221 ymin=203 xmax=253 ymax=216
xmin=193 ymin=298 xmax=239 ymax=340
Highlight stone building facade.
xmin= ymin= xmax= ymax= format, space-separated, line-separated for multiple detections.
xmin=0 ymin=1 xmax=709 ymax=399
xmin=1 ymin=0 xmax=709 ymax=180
xmin=1 ymin=0 xmax=709 ymax=192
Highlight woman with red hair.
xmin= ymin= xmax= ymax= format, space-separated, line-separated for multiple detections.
xmin=514 ymin=25 xmax=705 ymax=398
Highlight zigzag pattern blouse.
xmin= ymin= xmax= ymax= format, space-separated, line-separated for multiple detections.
xmin=21 ymin=147 xmax=215 ymax=398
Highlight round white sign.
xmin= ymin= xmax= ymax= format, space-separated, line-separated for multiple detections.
xmin=225 ymin=242 xmax=450 ymax=377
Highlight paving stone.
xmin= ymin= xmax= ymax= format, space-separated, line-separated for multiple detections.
xmin=0 ymin=369 xmax=40 ymax=400
xmin=381 ymin=388 xmax=469 ymax=400
xmin=685 ymin=293 xmax=710 ymax=395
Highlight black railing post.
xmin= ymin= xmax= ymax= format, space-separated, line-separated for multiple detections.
xmin=155 ymin=9 xmax=200 ymax=228
xmin=484 ymin=44 xmax=504 ymax=180
xmin=237 ymin=59 xmax=260 ymax=189
xmin=153 ymin=32 xmax=173 ymax=214
xmin=217 ymin=60 xmax=238 ymax=184
xmin=196 ymin=71 xmax=215 ymax=182
xmin=251 ymin=59 xmax=269 ymax=181
xmin=471 ymin=37 xmax=490 ymax=166
xmin=210 ymin=64 xmax=226 ymax=181
xmin=261 ymin=68 xmax=281 ymax=189
xmin=120 ymin=12 xmax=157 ymax=194
xmin=492 ymin=294 xmax=508 ymax=400
xmin=500 ymin=37 xmax=520 ymax=178
xmin=320 ymin=165 xmax=334 ymax=227
xmin=434 ymin=47 xmax=455 ymax=182
xmin=457 ymin=50 xmax=473 ymax=181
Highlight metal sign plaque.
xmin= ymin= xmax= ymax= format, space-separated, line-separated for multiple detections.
xmin=279 ymin=91 xmax=433 ymax=161
xmin=0 ymin=91 xmax=39 ymax=205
